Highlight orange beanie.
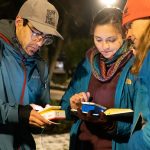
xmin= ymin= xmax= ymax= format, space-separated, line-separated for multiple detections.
xmin=122 ymin=0 xmax=150 ymax=26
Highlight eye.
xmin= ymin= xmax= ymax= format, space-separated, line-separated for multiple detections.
xmin=95 ymin=37 xmax=102 ymax=42
xmin=31 ymin=28 xmax=43 ymax=37
xmin=107 ymin=37 xmax=117 ymax=43
xmin=33 ymin=31 xmax=42 ymax=37
xmin=44 ymin=35 xmax=53 ymax=39
xmin=32 ymin=32 xmax=37 ymax=37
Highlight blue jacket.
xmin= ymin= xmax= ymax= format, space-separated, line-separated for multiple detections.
xmin=0 ymin=20 xmax=50 ymax=149
xmin=61 ymin=54 xmax=136 ymax=150
xmin=127 ymin=50 xmax=150 ymax=150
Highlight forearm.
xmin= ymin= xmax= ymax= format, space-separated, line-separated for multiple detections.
xmin=18 ymin=105 xmax=33 ymax=125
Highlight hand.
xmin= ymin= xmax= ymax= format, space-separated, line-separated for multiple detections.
xmin=30 ymin=104 xmax=44 ymax=111
xmin=70 ymin=92 xmax=90 ymax=109
xmin=77 ymin=109 xmax=115 ymax=131
xmin=76 ymin=109 xmax=107 ymax=124
xmin=45 ymin=104 xmax=51 ymax=108
xmin=29 ymin=109 xmax=51 ymax=128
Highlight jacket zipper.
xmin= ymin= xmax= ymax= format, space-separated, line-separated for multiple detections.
xmin=20 ymin=59 xmax=27 ymax=104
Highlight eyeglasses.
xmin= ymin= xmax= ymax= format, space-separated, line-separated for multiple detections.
xmin=27 ymin=23 xmax=53 ymax=45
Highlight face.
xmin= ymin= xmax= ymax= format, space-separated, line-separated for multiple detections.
xmin=94 ymin=24 xmax=123 ymax=59
xmin=15 ymin=17 xmax=53 ymax=56
xmin=125 ymin=19 xmax=150 ymax=49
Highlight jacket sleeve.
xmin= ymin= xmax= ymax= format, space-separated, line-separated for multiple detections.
xmin=128 ymin=127 xmax=150 ymax=150
xmin=114 ymin=57 xmax=136 ymax=138
xmin=0 ymin=100 xmax=19 ymax=124
xmin=128 ymin=78 xmax=150 ymax=150
xmin=0 ymin=67 xmax=19 ymax=124
xmin=0 ymin=68 xmax=34 ymax=125
xmin=61 ymin=58 xmax=91 ymax=120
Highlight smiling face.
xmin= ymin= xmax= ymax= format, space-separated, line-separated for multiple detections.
xmin=125 ymin=19 xmax=150 ymax=49
xmin=94 ymin=24 xmax=123 ymax=59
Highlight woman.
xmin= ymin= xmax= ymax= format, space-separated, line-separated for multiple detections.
xmin=61 ymin=7 xmax=135 ymax=150
xmin=122 ymin=0 xmax=150 ymax=149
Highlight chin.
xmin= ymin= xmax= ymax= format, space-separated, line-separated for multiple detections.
xmin=26 ymin=51 xmax=33 ymax=56
xmin=104 ymin=56 xmax=112 ymax=59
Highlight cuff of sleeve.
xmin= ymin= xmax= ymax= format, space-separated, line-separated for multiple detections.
xmin=104 ymin=122 xmax=117 ymax=136
xmin=18 ymin=105 xmax=33 ymax=125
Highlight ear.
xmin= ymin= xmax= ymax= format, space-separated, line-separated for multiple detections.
xmin=15 ymin=16 xmax=23 ymax=27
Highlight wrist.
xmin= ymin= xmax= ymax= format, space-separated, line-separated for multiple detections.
xmin=18 ymin=105 xmax=33 ymax=125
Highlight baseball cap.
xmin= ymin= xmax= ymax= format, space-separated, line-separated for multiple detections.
xmin=122 ymin=0 xmax=150 ymax=26
xmin=18 ymin=0 xmax=63 ymax=39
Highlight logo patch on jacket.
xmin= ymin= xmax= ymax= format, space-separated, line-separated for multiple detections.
xmin=125 ymin=78 xmax=132 ymax=85
xmin=32 ymin=75 xmax=40 ymax=79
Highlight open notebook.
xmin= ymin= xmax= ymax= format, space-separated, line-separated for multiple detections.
xmin=71 ymin=102 xmax=133 ymax=117
xmin=38 ymin=106 xmax=66 ymax=124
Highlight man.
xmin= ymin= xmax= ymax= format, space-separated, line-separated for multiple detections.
xmin=0 ymin=0 xmax=63 ymax=149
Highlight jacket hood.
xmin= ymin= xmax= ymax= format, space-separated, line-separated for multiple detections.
xmin=0 ymin=19 xmax=16 ymax=43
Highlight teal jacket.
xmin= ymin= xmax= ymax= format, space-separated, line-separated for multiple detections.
xmin=61 ymin=54 xmax=136 ymax=150
xmin=0 ymin=20 xmax=50 ymax=150
xmin=127 ymin=50 xmax=150 ymax=150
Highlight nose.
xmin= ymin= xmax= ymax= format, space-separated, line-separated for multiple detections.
xmin=102 ymin=41 xmax=109 ymax=50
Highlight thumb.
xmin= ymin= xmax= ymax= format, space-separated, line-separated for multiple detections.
xmin=86 ymin=92 xmax=90 ymax=100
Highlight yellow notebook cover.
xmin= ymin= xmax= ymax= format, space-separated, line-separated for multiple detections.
xmin=38 ymin=106 xmax=66 ymax=120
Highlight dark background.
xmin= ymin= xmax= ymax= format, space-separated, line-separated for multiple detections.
xmin=0 ymin=0 xmax=127 ymax=83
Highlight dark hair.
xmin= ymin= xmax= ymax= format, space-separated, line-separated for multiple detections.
xmin=91 ymin=7 xmax=125 ymax=38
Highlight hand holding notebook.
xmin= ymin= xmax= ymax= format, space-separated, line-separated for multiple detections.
xmin=38 ymin=105 xmax=66 ymax=124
